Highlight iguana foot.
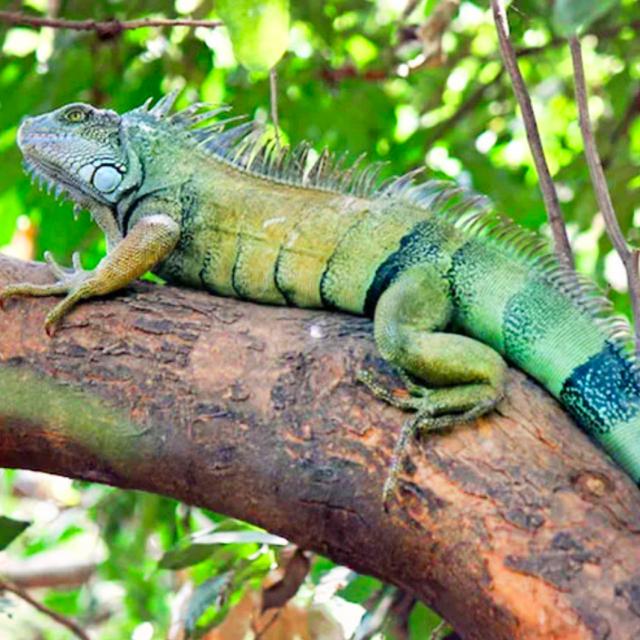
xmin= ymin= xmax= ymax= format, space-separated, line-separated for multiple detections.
xmin=358 ymin=367 xmax=502 ymax=510
xmin=1 ymin=215 xmax=180 ymax=336
xmin=0 ymin=251 xmax=93 ymax=335
xmin=356 ymin=367 xmax=422 ymax=410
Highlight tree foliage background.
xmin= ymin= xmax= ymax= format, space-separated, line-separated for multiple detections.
xmin=0 ymin=0 xmax=638 ymax=638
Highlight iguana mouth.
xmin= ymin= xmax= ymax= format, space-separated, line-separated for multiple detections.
xmin=19 ymin=118 xmax=115 ymax=219
xmin=23 ymin=157 xmax=89 ymax=220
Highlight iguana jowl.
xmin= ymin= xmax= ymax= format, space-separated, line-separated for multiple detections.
xmin=5 ymin=93 xmax=640 ymax=501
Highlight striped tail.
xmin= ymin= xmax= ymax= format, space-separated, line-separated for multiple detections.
xmin=445 ymin=230 xmax=640 ymax=486
xmin=559 ymin=341 xmax=640 ymax=484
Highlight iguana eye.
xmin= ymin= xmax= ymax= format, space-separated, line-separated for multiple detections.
xmin=64 ymin=108 xmax=87 ymax=123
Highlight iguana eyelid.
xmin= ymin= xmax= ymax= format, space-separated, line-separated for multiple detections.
xmin=63 ymin=107 xmax=89 ymax=123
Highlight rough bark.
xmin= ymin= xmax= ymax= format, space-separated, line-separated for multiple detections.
xmin=0 ymin=255 xmax=639 ymax=640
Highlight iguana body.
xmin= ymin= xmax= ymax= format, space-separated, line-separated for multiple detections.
xmin=6 ymin=94 xmax=640 ymax=500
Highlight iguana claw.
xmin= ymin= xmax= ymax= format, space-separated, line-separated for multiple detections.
xmin=0 ymin=252 xmax=93 ymax=335
xmin=359 ymin=363 xmax=502 ymax=511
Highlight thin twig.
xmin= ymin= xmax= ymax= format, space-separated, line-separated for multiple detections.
xmin=402 ymin=0 xmax=421 ymax=20
xmin=0 ymin=11 xmax=221 ymax=38
xmin=0 ymin=579 xmax=90 ymax=640
xmin=429 ymin=619 xmax=453 ymax=640
xmin=398 ymin=19 xmax=640 ymax=61
xmin=570 ymin=37 xmax=640 ymax=355
xmin=269 ymin=67 xmax=281 ymax=150
xmin=490 ymin=0 xmax=574 ymax=268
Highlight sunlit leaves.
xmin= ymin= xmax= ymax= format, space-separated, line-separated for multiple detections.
xmin=552 ymin=0 xmax=620 ymax=36
xmin=216 ymin=0 xmax=290 ymax=73
xmin=159 ymin=521 xmax=287 ymax=569
xmin=184 ymin=572 xmax=233 ymax=635
xmin=181 ymin=544 xmax=275 ymax=635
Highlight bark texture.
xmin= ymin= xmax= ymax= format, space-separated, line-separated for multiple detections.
xmin=0 ymin=255 xmax=639 ymax=640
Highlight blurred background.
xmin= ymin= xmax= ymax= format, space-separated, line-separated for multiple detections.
xmin=0 ymin=0 xmax=638 ymax=637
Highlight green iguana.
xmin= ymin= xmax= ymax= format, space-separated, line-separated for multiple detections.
xmin=4 ymin=93 xmax=640 ymax=503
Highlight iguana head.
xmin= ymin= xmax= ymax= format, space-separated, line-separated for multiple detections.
xmin=17 ymin=102 xmax=140 ymax=211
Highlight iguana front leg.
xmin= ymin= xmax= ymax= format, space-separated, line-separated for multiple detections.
xmin=0 ymin=214 xmax=180 ymax=334
xmin=359 ymin=264 xmax=507 ymax=508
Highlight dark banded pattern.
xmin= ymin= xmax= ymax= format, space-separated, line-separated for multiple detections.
xmin=363 ymin=220 xmax=448 ymax=317
xmin=272 ymin=246 xmax=298 ymax=306
xmin=560 ymin=342 xmax=640 ymax=436
xmin=318 ymin=213 xmax=373 ymax=311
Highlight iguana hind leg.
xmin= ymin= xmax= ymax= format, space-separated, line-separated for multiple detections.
xmin=359 ymin=264 xmax=507 ymax=508
xmin=0 ymin=214 xmax=179 ymax=335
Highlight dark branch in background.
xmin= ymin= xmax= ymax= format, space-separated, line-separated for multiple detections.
xmin=320 ymin=65 xmax=389 ymax=84
xmin=410 ymin=0 xmax=460 ymax=71
xmin=0 ymin=11 xmax=221 ymax=39
xmin=569 ymin=37 xmax=640 ymax=356
xmin=0 ymin=579 xmax=90 ymax=640
xmin=253 ymin=610 xmax=282 ymax=640
xmin=402 ymin=0 xmax=422 ymax=20
xmin=490 ymin=0 xmax=574 ymax=269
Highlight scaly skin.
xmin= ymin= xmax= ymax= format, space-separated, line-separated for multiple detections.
xmin=4 ymin=94 xmax=639 ymax=504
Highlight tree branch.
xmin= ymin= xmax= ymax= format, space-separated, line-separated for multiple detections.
xmin=490 ymin=0 xmax=574 ymax=269
xmin=569 ymin=36 xmax=640 ymax=356
xmin=0 ymin=560 xmax=96 ymax=589
xmin=0 ymin=578 xmax=90 ymax=640
xmin=0 ymin=11 xmax=221 ymax=39
xmin=0 ymin=256 xmax=639 ymax=639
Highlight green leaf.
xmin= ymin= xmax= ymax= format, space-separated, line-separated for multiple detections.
xmin=423 ymin=0 xmax=440 ymax=17
xmin=194 ymin=530 xmax=288 ymax=546
xmin=0 ymin=516 xmax=30 ymax=550
xmin=159 ymin=542 xmax=220 ymax=570
xmin=337 ymin=572 xmax=383 ymax=604
xmin=552 ymin=0 xmax=619 ymax=36
xmin=42 ymin=588 xmax=82 ymax=616
xmin=184 ymin=572 xmax=233 ymax=635
xmin=159 ymin=529 xmax=287 ymax=569
xmin=409 ymin=602 xmax=445 ymax=638
xmin=216 ymin=0 xmax=290 ymax=73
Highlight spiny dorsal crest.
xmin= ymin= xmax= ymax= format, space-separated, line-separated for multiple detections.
xmin=136 ymin=92 xmax=391 ymax=197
